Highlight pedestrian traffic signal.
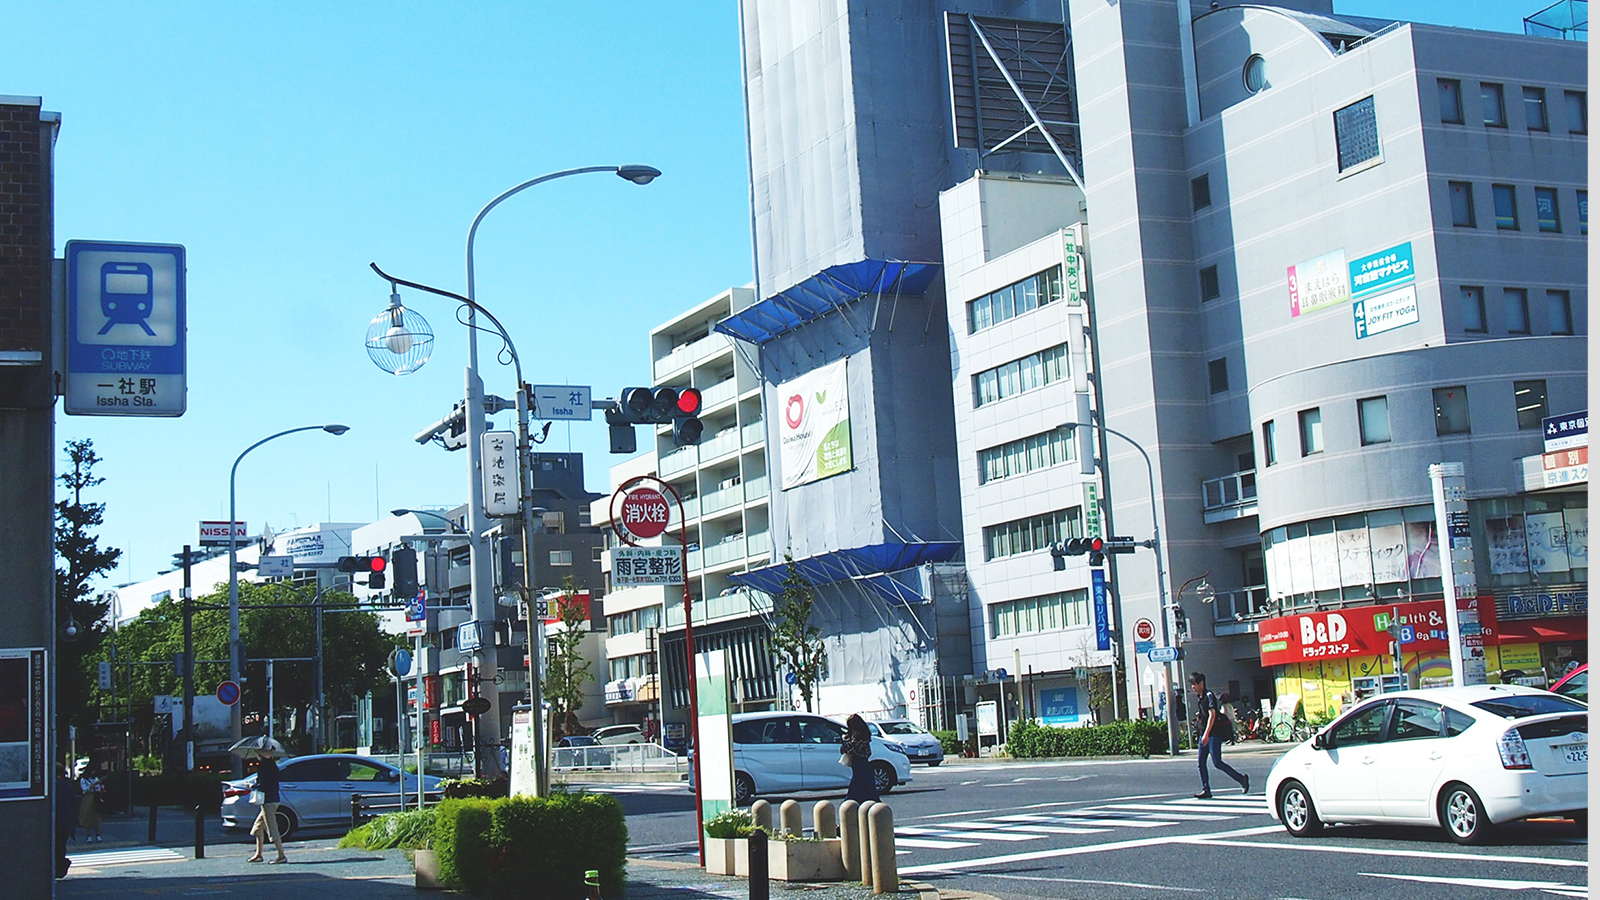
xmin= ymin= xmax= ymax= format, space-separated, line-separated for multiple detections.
xmin=337 ymin=555 xmax=388 ymax=588
xmin=391 ymin=547 xmax=419 ymax=599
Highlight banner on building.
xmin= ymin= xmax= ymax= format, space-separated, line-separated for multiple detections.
xmin=778 ymin=358 xmax=853 ymax=490
xmin=1257 ymin=599 xmax=1456 ymax=668
xmin=1287 ymin=249 xmax=1350 ymax=318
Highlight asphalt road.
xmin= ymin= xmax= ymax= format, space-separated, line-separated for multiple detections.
xmin=581 ymin=746 xmax=1589 ymax=900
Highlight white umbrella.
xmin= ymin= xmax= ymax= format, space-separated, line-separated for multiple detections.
xmin=229 ymin=735 xmax=287 ymax=759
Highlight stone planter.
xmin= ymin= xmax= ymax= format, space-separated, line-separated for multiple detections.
xmin=768 ymin=838 xmax=845 ymax=882
xmin=703 ymin=836 xmax=741 ymax=876
xmin=413 ymin=848 xmax=443 ymax=890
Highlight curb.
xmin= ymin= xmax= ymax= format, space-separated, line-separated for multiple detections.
xmin=628 ymin=857 xmax=946 ymax=899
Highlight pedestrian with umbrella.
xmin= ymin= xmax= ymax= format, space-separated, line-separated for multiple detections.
xmin=232 ymin=736 xmax=288 ymax=864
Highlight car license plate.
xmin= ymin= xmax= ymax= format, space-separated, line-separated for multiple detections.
xmin=1563 ymin=743 xmax=1587 ymax=763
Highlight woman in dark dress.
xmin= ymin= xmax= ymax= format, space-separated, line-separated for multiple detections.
xmin=842 ymin=714 xmax=879 ymax=803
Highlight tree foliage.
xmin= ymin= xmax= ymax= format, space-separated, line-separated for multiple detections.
xmin=544 ymin=577 xmax=593 ymax=738
xmin=55 ymin=438 xmax=122 ymax=735
xmin=770 ymin=555 xmax=827 ymax=712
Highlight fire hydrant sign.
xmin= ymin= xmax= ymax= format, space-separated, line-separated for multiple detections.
xmin=612 ymin=547 xmax=683 ymax=586
xmin=64 ymin=240 xmax=187 ymax=416
xmin=619 ymin=487 xmax=671 ymax=539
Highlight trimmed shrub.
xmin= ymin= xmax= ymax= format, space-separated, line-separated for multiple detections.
xmin=932 ymin=730 xmax=978 ymax=757
xmin=431 ymin=791 xmax=628 ymax=899
xmin=1006 ymin=719 xmax=1169 ymax=758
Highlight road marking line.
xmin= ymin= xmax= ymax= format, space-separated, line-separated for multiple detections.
xmin=1052 ymin=818 xmax=1178 ymax=828
xmin=922 ymin=830 xmax=1055 ymax=842
xmin=1209 ymin=838 xmax=1591 ymax=868
xmin=1362 ymin=871 xmax=1575 ymax=891
xmin=67 ymin=848 xmax=184 ymax=866
xmin=895 ymin=838 xmax=978 ymax=849
xmin=899 ymin=823 xmax=1285 ymax=875
xmin=976 ymin=872 xmax=1209 ymax=892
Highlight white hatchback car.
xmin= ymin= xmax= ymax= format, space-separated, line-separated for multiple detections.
xmin=700 ymin=711 xmax=913 ymax=805
xmin=1266 ymin=685 xmax=1587 ymax=844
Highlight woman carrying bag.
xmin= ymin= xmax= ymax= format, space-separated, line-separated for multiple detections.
xmin=841 ymin=714 xmax=879 ymax=803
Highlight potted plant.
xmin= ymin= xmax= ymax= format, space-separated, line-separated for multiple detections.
xmin=767 ymin=833 xmax=845 ymax=882
xmin=702 ymin=809 xmax=756 ymax=876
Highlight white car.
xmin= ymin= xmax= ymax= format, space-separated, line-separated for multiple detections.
xmin=591 ymin=724 xmax=647 ymax=745
xmin=695 ymin=711 xmax=914 ymax=805
xmin=221 ymin=754 xmax=444 ymax=840
xmin=863 ymin=719 xmax=945 ymax=766
xmin=1265 ymin=684 xmax=1586 ymax=844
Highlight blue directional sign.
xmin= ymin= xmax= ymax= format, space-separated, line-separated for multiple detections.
xmin=64 ymin=241 xmax=186 ymax=416
xmin=1147 ymin=646 xmax=1182 ymax=663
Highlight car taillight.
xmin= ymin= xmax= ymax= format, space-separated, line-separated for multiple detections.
xmin=222 ymin=786 xmax=249 ymax=798
xmin=1498 ymin=728 xmax=1532 ymax=769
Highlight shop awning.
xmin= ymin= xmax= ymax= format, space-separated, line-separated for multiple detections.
xmin=714 ymin=260 xmax=940 ymax=345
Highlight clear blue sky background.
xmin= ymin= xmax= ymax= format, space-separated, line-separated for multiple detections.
xmin=2 ymin=1 xmax=1542 ymax=597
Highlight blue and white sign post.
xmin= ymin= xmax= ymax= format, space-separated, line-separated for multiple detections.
xmin=64 ymin=241 xmax=186 ymax=416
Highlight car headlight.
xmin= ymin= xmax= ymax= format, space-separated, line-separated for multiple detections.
xmin=882 ymin=740 xmax=907 ymax=755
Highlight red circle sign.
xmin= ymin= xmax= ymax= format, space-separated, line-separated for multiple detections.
xmin=216 ymin=680 xmax=241 ymax=706
xmin=1134 ymin=619 xmax=1155 ymax=642
xmin=619 ymin=487 xmax=671 ymax=539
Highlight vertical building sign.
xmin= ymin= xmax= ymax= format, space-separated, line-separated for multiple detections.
xmin=480 ymin=431 xmax=520 ymax=516
xmin=1429 ymin=463 xmax=1485 ymax=686
xmin=1062 ymin=223 xmax=1087 ymax=306
xmin=1092 ymin=568 xmax=1110 ymax=651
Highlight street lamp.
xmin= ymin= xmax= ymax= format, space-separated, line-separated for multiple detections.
xmin=366 ymin=164 xmax=659 ymax=792
xmin=227 ymin=423 xmax=350 ymax=769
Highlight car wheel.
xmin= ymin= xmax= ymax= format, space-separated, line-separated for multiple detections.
xmin=872 ymin=762 xmax=897 ymax=795
xmin=734 ymin=772 xmax=756 ymax=806
xmin=273 ymin=807 xmax=297 ymax=841
xmin=1276 ymin=780 xmax=1323 ymax=837
xmin=1439 ymin=783 xmax=1494 ymax=845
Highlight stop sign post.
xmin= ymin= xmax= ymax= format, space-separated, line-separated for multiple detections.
xmin=619 ymin=487 xmax=670 ymax=540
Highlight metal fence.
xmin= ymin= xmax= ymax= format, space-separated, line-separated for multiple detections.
xmin=552 ymin=742 xmax=687 ymax=773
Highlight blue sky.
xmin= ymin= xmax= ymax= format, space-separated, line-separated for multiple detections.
xmin=3 ymin=1 xmax=1541 ymax=595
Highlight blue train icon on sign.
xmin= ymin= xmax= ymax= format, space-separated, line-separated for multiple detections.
xmin=98 ymin=261 xmax=157 ymax=335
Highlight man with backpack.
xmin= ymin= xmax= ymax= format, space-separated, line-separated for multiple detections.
xmin=1189 ymin=672 xmax=1248 ymax=799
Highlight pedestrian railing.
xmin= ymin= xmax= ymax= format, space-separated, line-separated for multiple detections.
xmin=552 ymin=741 xmax=687 ymax=773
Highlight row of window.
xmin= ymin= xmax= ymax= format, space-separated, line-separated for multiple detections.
xmin=607 ymin=603 xmax=661 ymax=637
xmin=1438 ymin=78 xmax=1586 ymax=134
xmin=967 ymin=266 xmax=1064 ymax=333
xmin=1448 ymin=181 xmax=1586 ymax=234
xmin=1461 ymin=286 xmax=1575 ymax=336
xmin=982 ymin=506 xmax=1081 ymax=561
xmin=609 ymin=652 xmax=651 ymax=682
xmin=978 ymin=426 xmax=1076 ymax=484
xmin=1261 ymin=378 xmax=1550 ymax=463
xmin=989 ymin=589 xmax=1090 ymax=638
xmin=973 ymin=343 xmax=1069 ymax=408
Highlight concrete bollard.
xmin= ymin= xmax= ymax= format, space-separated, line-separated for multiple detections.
xmin=779 ymin=799 xmax=802 ymax=836
xmin=748 ymin=827 xmax=769 ymax=900
xmin=858 ymin=800 xmax=876 ymax=886
xmin=838 ymin=799 xmax=860 ymax=881
xmin=749 ymin=799 xmax=772 ymax=833
xmin=868 ymin=802 xmax=897 ymax=894
xmin=813 ymin=800 xmax=838 ymax=839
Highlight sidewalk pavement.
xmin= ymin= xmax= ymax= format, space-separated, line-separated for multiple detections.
xmin=57 ymin=808 xmax=956 ymax=899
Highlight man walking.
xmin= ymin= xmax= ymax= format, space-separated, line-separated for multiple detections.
xmin=1190 ymin=672 xmax=1248 ymax=799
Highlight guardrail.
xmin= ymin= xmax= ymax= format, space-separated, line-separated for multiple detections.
xmin=552 ymin=741 xmax=688 ymax=773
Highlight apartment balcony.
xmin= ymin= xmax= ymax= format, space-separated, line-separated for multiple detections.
xmin=664 ymin=586 xmax=771 ymax=628
xmin=743 ymin=475 xmax=769 ymax=504
xmin=653 ymin=331 xmax=732 ymax=380
xmin=699 ymin=481 xmax=743 ymax=517
xmin=659 ymin=443 xmax=697 ymax=478
xmin=1201 ymin=469 xmax=1257 ymax=524
xmin=702 ymin=534 xmax=749 ymax=568
xmin=697 ymin=427 xmax=742 ymax=461
xmin=1210 ymin=584 xmax=1271 ymax=636
xmin=742 ymin=419 xmax=766 ymax=448
xmin=746 ymin=530 xmax=771 ymax=559
xmin=700 ymin=379 xmax=738 ymax=410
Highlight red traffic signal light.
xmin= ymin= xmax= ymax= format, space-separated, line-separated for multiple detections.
xmin=676 ymin=386 xmax=702 ymax=416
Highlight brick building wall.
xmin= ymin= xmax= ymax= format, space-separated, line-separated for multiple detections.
xmin=0 ymin=99 xmax=48 ymax=355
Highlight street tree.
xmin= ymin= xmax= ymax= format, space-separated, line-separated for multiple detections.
xmin=544 ymin=577 xmax=594 ymax=738
xmin=55 ymin=438 xmax=121 ymax=737
xmin=771 ymin=555 xmax=827 ymax=712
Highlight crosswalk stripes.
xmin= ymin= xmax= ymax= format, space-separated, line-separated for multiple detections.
xmin=68 ymin=847 xmax=184 ymax=866
xmin=894 ymin=795 xmax=1272 ymax=855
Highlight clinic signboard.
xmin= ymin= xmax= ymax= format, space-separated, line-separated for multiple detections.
xmin=1286 ymin=249 xmax=1349 ymax=318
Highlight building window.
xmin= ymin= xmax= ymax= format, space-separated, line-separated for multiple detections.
xmin=1579 ymin=190 xmax=1588 ymax=235
xmin=1433 ymin=386 xmax=1471 ymax=436
xmin=1191 ymin=174 xmax=1211 ymax=210
xmin=982 ymin=507 xmax=1082 ymax=561
xmin=1515 ymin=380 xmax=1548 ymax=430
xmin=1547 ymin=289 xmax=1574 ymax=334
xmin=1262 ymin=420 xmax=1278 ymax=467
xmin=990 ymin=589 xmax=1089 ymax=637
xmin=1208 ymin=358 xmax=1229 ymax=394
xmin=1535 ymin=187 xmax=1561 ymax=231
xmin=1438 ymin=78 xmax=1464 ymax=123
xmin=1504 ymin=288 xmax=1530 ymax=334
xmin=1481 ymin=82 xmax=1507 ymax=127
xmin=1243 ymin=54 xmax=1267 ymax=93
xmin=967 ymin=267 xmax=1064 ymax=333
xmin=1298 ymin=408 xmax=1323 ymax=456
xmin=550 ymin=549 xmax=573 ymax=567
xmin=1199 ymin=265 xmax=1220 ymax=301
xmin=1566 ymin=90 xmax=1587 ymax=133
xmin=1460 ymin=286 xmax=1486 ymax=332
xmin=1358 ymin=396 xmax=1391 ymax=445
xmin=978 ymin=426 xmax=1075 ymax=484
xmin=1524 ymin=87 xmax=1549 ymax=131
xmin=973 ymin=343 xmax=1069 ymax=407
xmin=1334 ymin=96 xmax=1381 ymax=172
xmin=1492 ymin=184 xmax=1519 ymax=229
xmin=1448 ymin=181 xmax=1476 ymax=227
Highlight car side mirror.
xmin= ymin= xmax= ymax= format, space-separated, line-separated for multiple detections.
xmin=1311 ymin=732 xmax=1331 ymax=751
xmin=387 ymin=770 xmax=401 ymax=782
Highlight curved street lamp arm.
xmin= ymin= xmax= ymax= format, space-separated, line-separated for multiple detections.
xmin=369 ymin=261 xmax=523 ymax=385
xmin=464 ymin=165 xmax=625 ymax=302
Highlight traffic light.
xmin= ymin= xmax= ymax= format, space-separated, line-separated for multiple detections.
xmin=608 ymin=386 xmax=704 ymax=451
xmin=337 ymin=555 xmax=387 ymax=588
xmin=391 ymin=547 xmax=419 ymax=599
xmin=672 ymin=386 xmax=703 ymax=446
xmin=1049 ymin=537 xmax=1106 ymax=566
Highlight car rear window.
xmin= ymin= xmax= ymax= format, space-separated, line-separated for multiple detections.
xmin=1471 ymin=693 xmax=1587 ymax=718
xmin=880 ymin=723 xmax=921 ymax=735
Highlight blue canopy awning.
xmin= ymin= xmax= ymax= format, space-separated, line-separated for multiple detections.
xmin=730 ymin=540 xmax=961 ymax=605
xmin=714 ymin=259 xmax=940 ymax=345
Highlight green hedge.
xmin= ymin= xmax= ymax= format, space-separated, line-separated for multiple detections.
xmin=431 ymin=792 xmax=628 ymax=898
xmin=932 ymin=730 xmax=977 ymax=757
xmin=1007 ymin=719 xmax=1169 ymax=759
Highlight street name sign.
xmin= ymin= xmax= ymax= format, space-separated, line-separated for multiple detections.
xmin=65 ymin=240 xmax=187 ymax=416
xmin=532 ymin=384 xmax=592 ymax=421
xmin=1147 ymin=646 xmax=1182 ymax=663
